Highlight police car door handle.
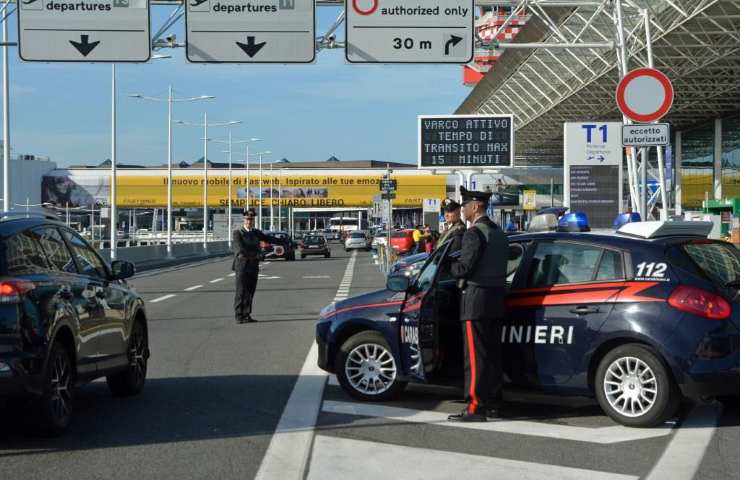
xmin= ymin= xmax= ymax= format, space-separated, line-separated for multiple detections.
xmin=570 ymin=305 xmax=600 ymax=315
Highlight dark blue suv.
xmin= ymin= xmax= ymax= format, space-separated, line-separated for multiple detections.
xmin=316 ymin=221 xmax=740 ymax=427
xmin=0 ymin=214 xmax=149 ymax=435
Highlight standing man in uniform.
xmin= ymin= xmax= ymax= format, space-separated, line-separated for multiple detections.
xmin=232 ymin=209 xmax=281 ymax=324
xmin=446 ymin=186 xmax=508 ymax=422
xmin=436 ymin=198 xmax=466 ymax=253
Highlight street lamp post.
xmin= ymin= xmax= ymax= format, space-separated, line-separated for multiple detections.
xmin=129 ymin=87 xmax=214 ymax=258
xmin=176 ymin=117 xmax=240 ymax=250
xmin=252 ymin=151 xmax=271 ymax=230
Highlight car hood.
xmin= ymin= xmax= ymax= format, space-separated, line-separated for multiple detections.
xmin=334 ymin=288 xmax=404 ymax=317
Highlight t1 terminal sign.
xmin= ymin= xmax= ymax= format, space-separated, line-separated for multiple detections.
xmin=418 ymin=114 xmax=513 ymax=169
xmin=346 ymin=0 xmax=473 ymax=63
xmin=186 ymin=0 xmax=315 ymax=63
xmin=18 ymin=0 xmax=150 ymax=62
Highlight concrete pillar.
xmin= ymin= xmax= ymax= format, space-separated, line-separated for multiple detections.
xmin=675 ymin=131 xmax=682 ymax=216
xmin=714 ymin=118 xmax=723 ymax=200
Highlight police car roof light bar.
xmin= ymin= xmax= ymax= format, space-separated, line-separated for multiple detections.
xmin=613 ymin=212 xmax=642 ymax=229
xmin=557 ymin=212 xmax=590 ymax=232
xmin=616 ymin=221 xmax=713 ymax=239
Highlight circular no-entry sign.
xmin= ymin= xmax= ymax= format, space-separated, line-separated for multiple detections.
xmin=616 ymin=67 xmax=674 ymax=123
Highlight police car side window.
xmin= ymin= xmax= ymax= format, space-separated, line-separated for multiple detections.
xmin=595 ymin=249 xmax=624 ymax=281
xmin=528 ymin=242 xmax=602 ymax=287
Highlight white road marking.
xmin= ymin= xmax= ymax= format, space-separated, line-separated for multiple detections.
xmin=209 ymin=278 xmax=224 ymax=283
xmin=255 ymin=251 xmax=357 ymax=480
xmin=184 ymin=285 xmax=203 ymax=291
xmin=328 ymin=375 xmax=339 ymax=387
xmin=307 ymin=435 xmax=638 ymax=480
xmin=228 ymin=273 xmax=236 ymax=277
xmin=303 ymin=275 xmax=331 ymax=279
xmin=149 ymin=294 xmax=177 ymax=303
xmin=645 ymin=404 xmax=721 ymax=480
xmin=321 ymin=401 xmax=673 ymax=444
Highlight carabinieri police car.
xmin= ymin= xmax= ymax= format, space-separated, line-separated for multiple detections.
xmin=316 ymin=216 xmax=740 ymax=428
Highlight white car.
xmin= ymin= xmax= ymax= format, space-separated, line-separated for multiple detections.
xmin=345 ymin=231 xmax=370 ymax=251
xmin=371 ymin=232 xmax=388 ymax=249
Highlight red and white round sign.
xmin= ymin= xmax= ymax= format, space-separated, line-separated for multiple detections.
xmin=616 ymin=67 xmax=674 ymax=123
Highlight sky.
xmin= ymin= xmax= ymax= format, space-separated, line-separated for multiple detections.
xmin=7 ymin=5 xmax=472 ymax=168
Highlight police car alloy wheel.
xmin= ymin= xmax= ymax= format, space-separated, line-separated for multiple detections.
xmin=594 ymin=344 xmax=680 ymax=428
xmin=336 ymin=331 xmax=406 ymax=402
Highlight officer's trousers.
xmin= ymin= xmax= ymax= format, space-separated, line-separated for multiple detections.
xmin=234 ymin=264 xmax=259 ymax=318
xmin=461 ymin=319 xmax=503 ymax=414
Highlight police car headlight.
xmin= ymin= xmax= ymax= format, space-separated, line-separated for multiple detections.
xmin=319 ymin=302 xmax=336 ymax=319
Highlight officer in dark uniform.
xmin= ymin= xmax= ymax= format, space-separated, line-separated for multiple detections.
xmin=446 ymin=186 xmax=508 ymax=422
xmin=436 ymin=198 xmax=465 ymax=253
xmin=232 ymin=209 xmax=281 ymax=324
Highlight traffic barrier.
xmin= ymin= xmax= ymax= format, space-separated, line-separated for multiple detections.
xmin=98 ymin=241 xmax=232 ymax=272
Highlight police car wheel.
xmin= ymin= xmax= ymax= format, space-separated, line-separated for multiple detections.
xmin=595 ymin=344 xmax=679 ymax=428
xmin=336 ymin=331 xmax=406 ymax=402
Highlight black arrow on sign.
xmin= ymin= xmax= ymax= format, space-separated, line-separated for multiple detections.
xmin=69 ymin=35 xmax=100 ymax=57
xmin=444 ymin=35 xmax=463 ymax=55
xmin=236 ymin=36 xmax=267 ymax=58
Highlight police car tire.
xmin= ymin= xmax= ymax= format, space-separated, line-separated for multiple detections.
xmin=595 ymin=344 xmax=680 ymax=428
xmin=336 ymin=331 xmax=406 ymax=402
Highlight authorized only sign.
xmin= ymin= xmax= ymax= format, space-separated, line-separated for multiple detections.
xmin=346 ymin=0 xmax=473 ymax=63
xmin=418 ymin=114 xmax=514 ymax=169
xmin=622 ymin=123 xmax=669 ymax=147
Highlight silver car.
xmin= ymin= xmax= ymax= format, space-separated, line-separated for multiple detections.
xmin=344 ymin=231 xmax=370 ymax=251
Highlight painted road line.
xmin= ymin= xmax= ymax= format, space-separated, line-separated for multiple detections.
xmin=303 ymin=275 xmax=331 ymax=279
xmin=255 ymin=251 xmax=357 ymax=480
xmin=149 ymin=294 xmax=177 ymax=303
xmin=645 ymin=404 xmax=721 ymax=480
xmin=307 ymin=435 xmax=638 ymax=480
xmin=328 ymin=375 xmax=339 ymax=387
xmin=209 ymin=278 xmax=224 ymax=284
xmin=321 ymin=401 xmax=673 ymax=444
xmin=228 ymin=273 xmax=236 ymax=277
xmin=184 ymin=285 xmax=203 ymax=292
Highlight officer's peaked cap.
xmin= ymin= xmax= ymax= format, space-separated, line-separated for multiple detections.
xmin=243 ymin=208 xmax=257 ymax=218
xmin=460 ymin=186 xmax=492 ymax=204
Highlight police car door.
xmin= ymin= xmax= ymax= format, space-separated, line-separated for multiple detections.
xmin=399 ymin=241 xmax=453 ymax=381
xmin=506 ymin=240 xmax=622 ymax=388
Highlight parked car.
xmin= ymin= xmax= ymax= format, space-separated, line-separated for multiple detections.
xmin=345 ymin=231 xmax=371 ymax=252
xmin=301 ymin=235 xmax=331 ymax=259
xmin=389 ymin=229 xmax=415 ymax=254
xmin=0 ymin=213 xmax=149 ymax=435
xmin=371 ymin=231 xmax=388 ymax=250
xmin=261 ymin=231 xmax=297 ymax=261
xmin=317 ymin=219 xmax=740 ymax=428
xmin=388 ymin=252 xmax=429 ymax=278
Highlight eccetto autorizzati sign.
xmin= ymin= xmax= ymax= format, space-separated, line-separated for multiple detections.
xmin=42 ymin=173 xmax=446 ymax=209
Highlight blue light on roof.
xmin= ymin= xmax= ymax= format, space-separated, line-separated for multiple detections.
xmin=613 ymin=212 xmax=642 ymax=229
xmin=557 ymin=212 xmax=590 ymax=232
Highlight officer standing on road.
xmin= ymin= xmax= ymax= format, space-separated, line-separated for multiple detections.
xmin=446 ymin=186 xmax=508 ymax=422
xmin=436 ymin=198 xmax=466 ymax=252
xmin=232 ymin=209 xmax=281 ymax=324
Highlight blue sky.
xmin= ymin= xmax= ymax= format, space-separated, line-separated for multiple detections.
xmin=8 ymin=5 xmax=471 ymax=168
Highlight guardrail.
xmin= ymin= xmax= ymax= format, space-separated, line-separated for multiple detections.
xmin=98 ymin=241 xmax=232 ymax=272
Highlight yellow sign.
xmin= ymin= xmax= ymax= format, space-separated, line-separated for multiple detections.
xmin=522 ymin=190 xmax=537 ymax=211
xmin=115 ymin=174 xmax=446 ymax=209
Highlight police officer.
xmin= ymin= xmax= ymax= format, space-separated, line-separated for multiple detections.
xmin=446 ymin=186 xmax=508 ymax=422
xmin=436 ymin=198 xmax=465 ymax=253
xmin=232 ymin=209 xmax=281 ymax=324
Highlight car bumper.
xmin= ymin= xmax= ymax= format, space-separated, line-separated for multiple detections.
xmin=302 ymin=249 xmax=329 ymax=255
xmin=676 ymin=344 xmax=740 ymax=398
xmin=345 ymin=244 xmax=368 ymax=250
xmin=0 ymin=354 xmax=42 ymax=397
xmin=316 ymin=322 xmax=333 ymax=373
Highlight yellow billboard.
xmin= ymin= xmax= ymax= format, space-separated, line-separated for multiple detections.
xmin=114 ymin=174 xmax=446 ymax=209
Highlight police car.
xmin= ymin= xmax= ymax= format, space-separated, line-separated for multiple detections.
xmin=316 ymin=215 xmax=740 ymax=428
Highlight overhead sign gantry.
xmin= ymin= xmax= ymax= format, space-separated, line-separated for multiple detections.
xmin=346 ymin=0 xmax=473 ymax=64
xmin=185 ymin=0 xmax=316 ymax=63
xmin=18 ymin=0 xmax=151 ymax=62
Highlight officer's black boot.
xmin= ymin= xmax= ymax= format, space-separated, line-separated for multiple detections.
xmin=448 ymin=406 xmax=487 ymax=423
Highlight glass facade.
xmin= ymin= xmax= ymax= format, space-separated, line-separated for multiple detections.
xmin=721 ymin=116 xmax=740 ymax=200
xmin=681 ymin=123 xmax=714 ymax=209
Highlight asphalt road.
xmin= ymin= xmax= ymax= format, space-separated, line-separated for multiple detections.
xmin=1 ymin=245 xmax=739 ymax=480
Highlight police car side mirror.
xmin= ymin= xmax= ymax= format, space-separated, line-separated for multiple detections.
xmin=387 ymin=275 xmax=410 ymax=292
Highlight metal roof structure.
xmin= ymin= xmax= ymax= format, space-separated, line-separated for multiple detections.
xmin=456 ymin=0 xmax=740 ymax=166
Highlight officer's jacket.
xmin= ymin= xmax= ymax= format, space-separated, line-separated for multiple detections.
xmin=437 ymin=219 xmax=465 ymax=253
xmin=232 ymin=227 xmax=280 ymax=269
xmin=449 ymin=216 xmax=507 ymax=288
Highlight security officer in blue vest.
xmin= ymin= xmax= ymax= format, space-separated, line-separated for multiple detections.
xmin=446 ymin=186 xmax=508 ymax=422
xmin=232 ymin=209 xmax=280 ymax=324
